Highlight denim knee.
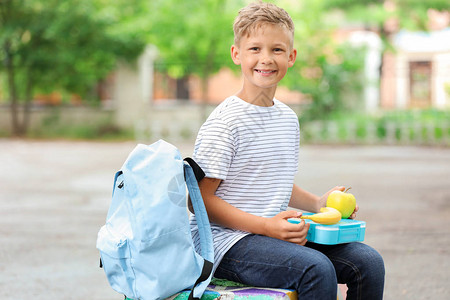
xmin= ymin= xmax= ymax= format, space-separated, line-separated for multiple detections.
xmin=342 ymin=244 xmax=385 ymax=300
xmin=361 ymin=247 xmax=385 ymax=287
xmin=351 ymin=246 xmax=385 ymax=285
xmin=309 ymin=254 xmax=337 ymax=281
xmin=295 ymin=251 xmax=337 ymax=299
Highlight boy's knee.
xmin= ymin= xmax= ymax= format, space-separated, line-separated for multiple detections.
xmin=351 ymin=244 xmax=385 ymax=283
xmin=296 ymin=253 xmax=337 ymax=298
xmin=343 ymin=244 xmax=385 ymax=299
xmin=305 ymin=252 xmax=337 ymax=283
xmin=365 ymin=248 xmax=385 ymax=281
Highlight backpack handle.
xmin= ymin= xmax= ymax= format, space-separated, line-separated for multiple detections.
xmin=183 ymin=162 xmax=214 ymax=299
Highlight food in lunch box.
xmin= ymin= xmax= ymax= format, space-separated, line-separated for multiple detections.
xmin=300 ymin=207 xmax=342 ymax=225
xmin=326 ymin=188 xmax=356 ymax=219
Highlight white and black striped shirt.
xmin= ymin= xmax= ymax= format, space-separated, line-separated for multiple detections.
xmin=190 ymin=96 xmax=300 ymax=274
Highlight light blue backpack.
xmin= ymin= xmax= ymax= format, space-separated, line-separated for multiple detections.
xmin=96 ymin=140 xmax=214 ymax=300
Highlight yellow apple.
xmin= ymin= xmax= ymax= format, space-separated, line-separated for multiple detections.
xmin=326 ymin=188 xmax=356 ymax=219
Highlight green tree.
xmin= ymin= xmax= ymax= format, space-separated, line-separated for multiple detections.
xmin=0 ymin=0 xmax=146 ymax=136
xmin=325 ymin=0 xmax=449 ymax=32
xmin=148 ymin=0 xmax=239 ymax=109
xmin=277 ymin=0 xmax=365 ymax=120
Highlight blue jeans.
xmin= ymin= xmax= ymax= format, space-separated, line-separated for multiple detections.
xmin=214 ymin=234 xmax=385 ymax=300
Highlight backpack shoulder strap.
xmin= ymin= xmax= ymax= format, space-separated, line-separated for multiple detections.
xmin=184 ymin=157 xmax=205 ymax=182
xmin=183 ymin=162 xmax=214 ymax=299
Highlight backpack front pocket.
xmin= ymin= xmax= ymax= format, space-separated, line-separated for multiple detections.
xmin=97 ymin=226 xmax=136 ymax=299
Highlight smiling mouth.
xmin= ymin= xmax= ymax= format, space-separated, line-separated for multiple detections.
xmin=255 ymin=69 xmax=276 ymax=75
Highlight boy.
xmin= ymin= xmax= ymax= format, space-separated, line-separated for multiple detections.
xmin=190 ymin=2 xmax=385 ymax=299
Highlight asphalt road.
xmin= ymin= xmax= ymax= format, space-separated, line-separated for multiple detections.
xmin=0 ymin=139 xmax=449 ymax=299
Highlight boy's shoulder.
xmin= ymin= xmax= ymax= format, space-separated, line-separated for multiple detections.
xmin=206 ymin=96 xmax=242 ymax=121
xmin=215 ymin=95 xmax=241 ymax=111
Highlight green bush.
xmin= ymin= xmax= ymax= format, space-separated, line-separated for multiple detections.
xmin=28 ymin=116 xmax=134 ymax=141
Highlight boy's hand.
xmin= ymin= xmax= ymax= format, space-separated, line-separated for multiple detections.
xmin=263 ymin=211 xmax=310 ymax=246
xmin=319 ymin=186 xmax=345 ymax=209
xmin=348 ymin=203 xmax=359 ymax=219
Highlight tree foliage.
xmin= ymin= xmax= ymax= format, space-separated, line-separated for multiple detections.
xmin=147 ymin=0 xmax=241 ymax=106
xmin=277 ymin=0 xmax=365 ymax=120
xmin=0 ymin=0 xmax=147 ymax=135
xmin=324 ymin=0 xmax=449 ymax=31
xmin=149 ymin=0 xmax=238 ymax=80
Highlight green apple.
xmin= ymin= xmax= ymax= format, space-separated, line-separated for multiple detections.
xmin=326 ymin=188 xmax=356 ymax=219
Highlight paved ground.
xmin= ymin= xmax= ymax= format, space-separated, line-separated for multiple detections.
xmin=0 ymin=139 xmax=449 ymax=299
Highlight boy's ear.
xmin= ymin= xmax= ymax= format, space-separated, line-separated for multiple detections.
xmin=288 ymin=48 xmax=297 ymax=68
xmin=231 ymin=45 xmax=241 ymax=65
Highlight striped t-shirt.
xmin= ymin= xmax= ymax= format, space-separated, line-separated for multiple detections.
xmin=189 ymin=95 xmax=300 ymax=274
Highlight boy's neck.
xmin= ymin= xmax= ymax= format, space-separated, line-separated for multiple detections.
xmin=236 ymin=86 xmax=277 ymax=107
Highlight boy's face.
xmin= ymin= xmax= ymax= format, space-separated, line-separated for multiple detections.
xmin=231 ymin=23 xmax=296 ymax=95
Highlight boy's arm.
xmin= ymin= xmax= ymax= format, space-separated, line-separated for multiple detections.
xmin=199 ymin=177 xmax=310 ymax=245
xmin=289 ymin=184 xmax=345 ymax=213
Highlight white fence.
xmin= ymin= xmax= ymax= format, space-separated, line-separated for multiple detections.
xmin=301 ymin=120 xmax=450 ymax=146
xmin=135 ymin=118 xmax=450 ymax=147
xmin=1 ymin=104 xmax=448 ymax=147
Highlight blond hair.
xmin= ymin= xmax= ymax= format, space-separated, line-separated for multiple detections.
xmin=233 ymin=1 xmax=294 ymax=47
